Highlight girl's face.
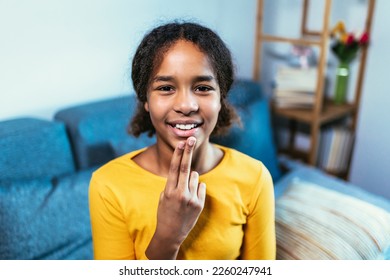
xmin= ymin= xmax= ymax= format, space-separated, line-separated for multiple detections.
xmin=145 ymin=40 xmax=221 ymax=151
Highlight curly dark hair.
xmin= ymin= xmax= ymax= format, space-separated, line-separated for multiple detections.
xmin=129 ymin=21 xmax=239 ymax=137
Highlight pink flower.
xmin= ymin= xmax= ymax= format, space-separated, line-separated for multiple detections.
xmin=359 ymin=32 xmax=369 ymax=45
xmin=346 ymin=33 xmax=355 ymax=45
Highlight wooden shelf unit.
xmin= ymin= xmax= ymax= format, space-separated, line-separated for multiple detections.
xmin=253 ymin=0 xmax=376 ymax=179
xmin=272 ymin=101 xmax=356 ymax=125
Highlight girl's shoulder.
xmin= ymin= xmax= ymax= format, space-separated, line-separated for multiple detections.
xmin=208 ymin=144 xmax=271 ymax=184
xmin=206 ymin=145 xmax=273 ymax=197
xmin=214 ymin=144 xmax=265 ymax=170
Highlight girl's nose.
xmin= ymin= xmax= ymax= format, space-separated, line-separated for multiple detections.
xmin=173 ymin=90 xmax=199 ymax=115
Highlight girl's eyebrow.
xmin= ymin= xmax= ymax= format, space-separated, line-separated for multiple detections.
xmin=192 ymin=75 xmax=215 ymax=83
xmin=152 ymin=75 xmax=174 ymax=82
xmin=152 ymin=75 xmax=215 ymax=83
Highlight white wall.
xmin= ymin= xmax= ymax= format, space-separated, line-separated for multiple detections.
xmin=349 ymin=0 xmax=390 ymax=199
xmin=0 ymin=0 xmax=256 ymax=121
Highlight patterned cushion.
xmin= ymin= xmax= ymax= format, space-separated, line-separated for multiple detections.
xmin=276 ymin=181 xmax=390 ymax=259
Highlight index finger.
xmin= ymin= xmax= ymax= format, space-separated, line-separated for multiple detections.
xmin=165 ymin=141 xmax=185 ymax=191
xmin=177 ymin=137 xmax=196 ymax=191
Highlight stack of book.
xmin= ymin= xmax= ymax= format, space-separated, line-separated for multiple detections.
xmin=317 ymin=127 xmax=355 ymax=173
xmin=272 ymin=66 xmax=318 ymax=108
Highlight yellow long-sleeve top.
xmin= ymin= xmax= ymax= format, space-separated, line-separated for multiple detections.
xmin=89 ymin=145 xmax=276 ymax=260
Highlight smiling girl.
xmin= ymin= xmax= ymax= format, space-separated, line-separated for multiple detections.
xmin=89 ymin=21 xmax=276 ymax=260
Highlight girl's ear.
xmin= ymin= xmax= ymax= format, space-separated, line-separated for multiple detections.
xmin=144 ymin=102 xmax=149 ymax=112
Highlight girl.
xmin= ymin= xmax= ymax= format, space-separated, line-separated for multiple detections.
xmin=89 ymin=21 xmax=276 ymax=260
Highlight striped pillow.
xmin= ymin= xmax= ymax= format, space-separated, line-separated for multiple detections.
xmin=276 ymin=181 xmax=390 ymax=260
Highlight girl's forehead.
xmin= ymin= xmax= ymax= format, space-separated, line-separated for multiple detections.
xmin=163 ymin=40 xmax=203 ymax=58
xmin=153 ymin=40 xmax=216 ymax=76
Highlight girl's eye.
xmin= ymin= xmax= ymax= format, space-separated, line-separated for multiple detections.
xmin=157 ymin=86 xmax=174 ymax=92
xmin=195 ymin=86 xmax=213 ymax=93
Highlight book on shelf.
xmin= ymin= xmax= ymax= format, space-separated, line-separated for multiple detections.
xmin=317 ymin=127 xmax=354 ymax=173
xmin=275 ymin=66 xmax=318 ymax=91
xmin=273 ymin=90 xmax=315 ymax=108
xmin=272 ymin=66 xmax=318 ymax=108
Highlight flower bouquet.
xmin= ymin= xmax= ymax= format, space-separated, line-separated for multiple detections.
xmin=329 ymin=21 xmax=369 ymax=104
xmin=330 ymin=21 xmax=369 ymax=64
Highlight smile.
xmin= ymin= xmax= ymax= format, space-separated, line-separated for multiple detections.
xmin=167 ymin=121 xmax=202 ymax=138
xmin=174 ymin=123 xmax=200 ymax=130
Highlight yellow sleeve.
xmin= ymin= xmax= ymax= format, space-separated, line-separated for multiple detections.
xmin=240 ymin=164 xmax=276 ymax=260
xmin=89 ymin=174 xmax=140 ymax=260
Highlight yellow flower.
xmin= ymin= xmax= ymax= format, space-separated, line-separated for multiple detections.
xmin=340 ymin=33 xmax=349 ymax=44
xmin=330 ymin=21 xmax=347 ymax=39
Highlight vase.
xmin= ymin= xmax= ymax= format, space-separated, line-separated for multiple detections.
xmin=334 ymin=62 xmax=350 ymax=105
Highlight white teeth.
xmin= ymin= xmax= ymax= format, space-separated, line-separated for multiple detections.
xmin=175 ymin=124 xmax=197 ymax=130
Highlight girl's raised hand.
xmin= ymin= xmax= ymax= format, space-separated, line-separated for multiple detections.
xmin=146 ymin=136 xmax=206 ymax=259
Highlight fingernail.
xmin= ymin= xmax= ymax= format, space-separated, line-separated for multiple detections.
xmin=178 ymin=141 xmax=185 ymax=149
xmin=188 ymin=137 xmax=196 ymax=147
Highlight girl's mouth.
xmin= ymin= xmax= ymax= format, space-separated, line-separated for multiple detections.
xmin=168 ymin=122 xmax=203 ymax=138
xmin=173 ymin=123 xmax=200 ymax=130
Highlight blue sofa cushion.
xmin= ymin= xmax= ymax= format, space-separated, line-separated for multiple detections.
xmin=0 ymin=169 xmax=94 ymax=259
xmin=212 ymin=80 xmax=282 ymax=181
xmin=110 ymin=134 xmax=155 ymax=157
xmin=227 ymin=79 xmax=263 ymax=107
xmin=54 ymin=95 xmax=138 ymax=170
xmin=0 ymin=118 xmax=75 ymax=181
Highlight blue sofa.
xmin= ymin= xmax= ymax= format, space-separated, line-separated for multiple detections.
xmin=1 ymin=79 xmax=390 ymax=260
